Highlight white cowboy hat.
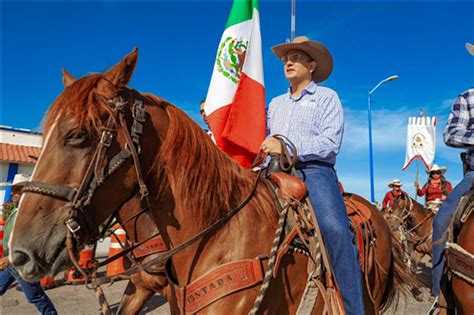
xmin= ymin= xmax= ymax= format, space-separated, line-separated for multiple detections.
xmin=9 ymin=174 xmax=30 ymax=188
xmin=272 ymin=36 xmax=333 ymax=83
xmin=388 ymin=179 xmax=403 ymax=188
xmin=466 ymin=42 xmax=474 ymax=56
xmin=426 ymin=164 xmax=447 ymax=175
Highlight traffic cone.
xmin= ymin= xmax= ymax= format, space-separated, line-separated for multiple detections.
xmin=63 ymin=244 xmax=95 ymax=284
xmin=106 ymin=224 xmax=126 ymax=276
xmin=0 ymin=215 xmax=4 ymax=259
xmin=40 ymin=275 xmax=60 ymax=290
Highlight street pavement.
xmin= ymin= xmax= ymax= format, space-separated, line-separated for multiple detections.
xmin=1 ymin=260 xmax=434 ymax=314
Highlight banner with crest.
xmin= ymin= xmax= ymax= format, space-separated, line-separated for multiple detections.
xmin=403 ymin=116 xmax=436 ymax=170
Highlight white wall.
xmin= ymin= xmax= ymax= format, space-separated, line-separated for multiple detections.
xmin=18 ymin=164 xmax=35 ymax=175
xmin=0 ymin=128 xmax=42 ymax=147
xmin=0 ymin=127 xmax=42 ymax=208
xmin=0 ymin=162 xmax=10 ymax=202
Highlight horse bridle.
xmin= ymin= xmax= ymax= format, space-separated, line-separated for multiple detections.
xmin=22 ymin=92 xmax=150 ymax=243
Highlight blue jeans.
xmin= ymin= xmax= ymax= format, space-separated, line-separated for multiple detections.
xmin=296 ymin=161 xmax=365 ymax=315
xmin=0 ymin=265 xmax=57 ymax=314
xmin=432 ymin=171 xmax=474 ymax=296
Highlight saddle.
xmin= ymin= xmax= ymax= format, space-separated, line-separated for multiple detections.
xmin=269 ymin=173 xmax=307 ymax=204
xmin=165 ymin=171 xmax=376 ymax=314
xmin=269 ymin=172 xmax=374 ymax=270
xmin=451 ymin=190 xmax=474 ymax=232
xmin=269 ymin=172 xmax=372 ymax=225
xmin=444 ymin=189 xmax=474 ymax=285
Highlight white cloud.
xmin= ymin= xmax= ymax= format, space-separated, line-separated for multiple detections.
xmin=442 ymin=98 xmax=456 ymax=109
xmin=341 ymin=107 xmax=411 ymax=153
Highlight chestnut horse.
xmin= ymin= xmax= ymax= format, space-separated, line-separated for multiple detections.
xmin=62 ymin=69 xmax=169 ymax=314
xmin=450 ymin=212 xmax=474 ymax=314
xmin=10 ymin=49 xmax=416 ymax=314
xmin=384 ymin=196 xmax=434 ymax=266
xmin=115 ymin=196 xmax=169 ymax=314
xmin=443 ymin=195 xmax=474 ymax=314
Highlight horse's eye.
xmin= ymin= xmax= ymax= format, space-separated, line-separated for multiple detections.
xmin=65 ymin=131 xmax=89 ymax=147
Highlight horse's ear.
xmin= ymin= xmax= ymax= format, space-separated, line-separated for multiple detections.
xmin=61 ymin=68 xmax=76 ymax=88
xmin=103 ymin=47 xmax=138 ymax=90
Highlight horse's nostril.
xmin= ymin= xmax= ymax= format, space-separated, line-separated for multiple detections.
xmin=12 ymin=250 xmax=31 ymax=268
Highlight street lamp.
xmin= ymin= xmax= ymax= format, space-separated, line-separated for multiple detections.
xmin=367 ymin=75 xmax=399 ymax=203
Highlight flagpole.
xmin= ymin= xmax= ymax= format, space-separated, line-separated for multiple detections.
xmin=414 ymin=109 xmax=424 ymax=202
xmin=415 ymin=159 xmax=419 ymax=201
xmin=291 ymin=0 xmax=296 ymax=40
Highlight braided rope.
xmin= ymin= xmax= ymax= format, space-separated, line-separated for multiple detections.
xmin=22 ymin=186 xmax=61 ymax=197
xmin=313 ymin=237 xmax=322 ymax=278
xmin=248 ymin=205 xmax=289 ymax=315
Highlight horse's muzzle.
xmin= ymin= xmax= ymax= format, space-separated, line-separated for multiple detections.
xmin=11 ymin=247 xmax=44 ymax=282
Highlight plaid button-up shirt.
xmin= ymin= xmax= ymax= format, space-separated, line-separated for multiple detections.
xmin=443 ymin=88 xmax=474 ymax=169
xmin=267 ymin=81 xmax=344 ymax=164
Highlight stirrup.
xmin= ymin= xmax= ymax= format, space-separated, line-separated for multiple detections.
xmin=427 ymin=296 xmax=440 ymax=315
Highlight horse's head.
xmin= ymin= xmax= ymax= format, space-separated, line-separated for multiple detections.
xmin=9 ymin=48 xmax=164 ymax=281
xmin=383 ymin=194 xmax=411 ymax=226
xmin=392 ymin=194 xmax=409 ymax=215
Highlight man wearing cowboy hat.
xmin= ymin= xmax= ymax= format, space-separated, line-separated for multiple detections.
xmin=0 ymin=174 xmax=57 ymax=315
xmin=260 ymin=36 xmax=364 ymax=314
xmin=382 ymin=179 xmax=409 ymax=210
xmin=429 ymin=43 xmax=474 ymax=313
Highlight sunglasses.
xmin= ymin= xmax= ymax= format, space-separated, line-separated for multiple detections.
xmin=431 ymin=170 xmax=442 ymax=175
xmin=200 ymin=109 xmax=205 ymax=115
xmin=280 ymin=53 xmax=313 ymax=64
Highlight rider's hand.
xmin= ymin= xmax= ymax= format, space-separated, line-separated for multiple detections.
xmin=441 ymin=195 xmax=447 ymax=201
xmin=260 ymin=138 xmax=282 ymax=154
xmin=0 ymin=257 xmax=10 ymax=271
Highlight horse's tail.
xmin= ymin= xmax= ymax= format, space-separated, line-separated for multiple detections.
xmin=379 ymin=230 xmax=423 ymax=312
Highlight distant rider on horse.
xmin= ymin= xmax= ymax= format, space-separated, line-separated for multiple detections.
xmin=415 ymin=164 xmax=452 ymax=210
xmin=382 ymin=179 xmax=409 ymax=210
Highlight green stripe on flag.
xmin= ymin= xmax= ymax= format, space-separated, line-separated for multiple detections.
xmin=225 ymin=0 xmax=259 ymax=28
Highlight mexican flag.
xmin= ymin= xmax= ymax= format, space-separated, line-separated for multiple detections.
xmin=204 ymin=0 xmax=266 ymax=168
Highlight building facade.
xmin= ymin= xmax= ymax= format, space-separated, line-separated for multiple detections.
xmin=0 ymin=126 xmax=42 ymax=205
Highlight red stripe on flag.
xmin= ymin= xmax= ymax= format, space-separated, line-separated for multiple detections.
xmin=207 ymin=73 xmax=266 ymax=168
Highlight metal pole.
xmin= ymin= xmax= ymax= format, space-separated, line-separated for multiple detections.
xmin=291 ymin=0 xmax=296 ymax=41
xmin=415 ymin=159 xmax=419 ymax=201
xmin=368 ymin=94 xmax=375 ymax=203
xmin=414 ymin=109 xmax=423 ymax=202
xmin=366 ymin=75 xmax=398 ymax=204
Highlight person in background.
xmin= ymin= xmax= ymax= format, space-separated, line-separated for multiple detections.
xmin=382 ymin=179 xmax=409 ymax=210
xmin=0 ymin=174 xmax=57 ymax=315
xmin=415 ymin=164 xmax=452 ymax=205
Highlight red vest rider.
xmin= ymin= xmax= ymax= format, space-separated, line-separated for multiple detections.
xmin=382 ymin=179 xmax=408 ymax=209
xmin=415 ymin=164 xmax=453 ymax=203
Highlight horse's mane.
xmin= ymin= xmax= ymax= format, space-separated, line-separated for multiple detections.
xmin=150 ymin=97 xmax=273 ymax=228
xmin=43 ymin=74 xmax=114 ymax=134
xmin=43 ymin=76 xmax=274 ymax=228
xmin=410 ymin=197 xmax=431 ymax=215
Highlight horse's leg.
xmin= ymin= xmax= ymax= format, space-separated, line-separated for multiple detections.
xmin=117 ymin=274 xmax=155 ymax=315
xmin=408 ymin=248 xmax=426 ymax=302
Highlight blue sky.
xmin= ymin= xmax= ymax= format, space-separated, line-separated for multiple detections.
xmin=2 ymin=1 xmax=474 ymax=202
